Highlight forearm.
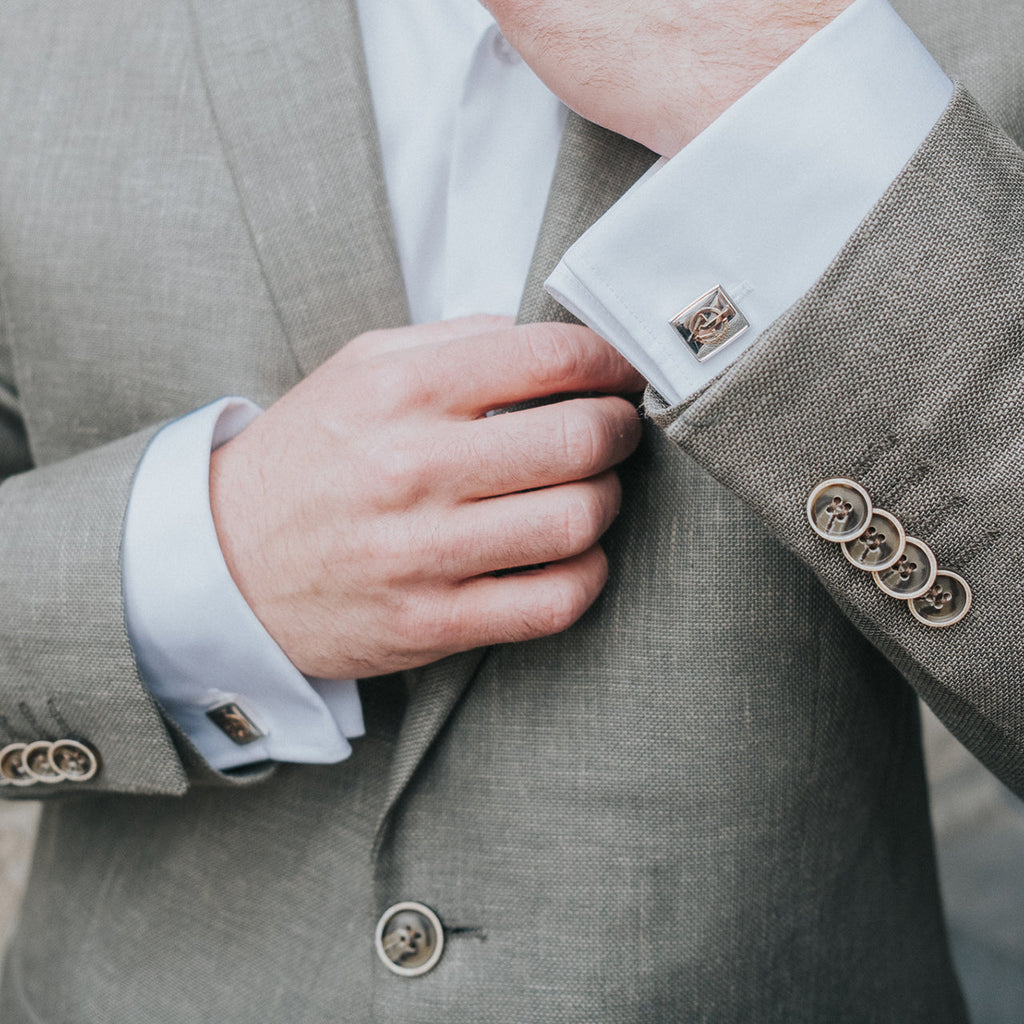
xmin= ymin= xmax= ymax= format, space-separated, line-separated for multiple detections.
xmin=0 ymin=285 xmax=200 ymax=797
xmin=484 ymin=0 xmax=856 ymax=158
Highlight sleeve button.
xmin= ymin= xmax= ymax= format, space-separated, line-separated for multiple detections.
xmin=49 ymin=739 xmax=100 ymax=782
xmin=909 ymin=570 xmax=972 ymax=627
xmin=24 ymin=740 xmax=63 ymax=784
xmin=873 ymin=536 xmax=938 ymax=601
xmin=841 ymin=508 xmax=906 ymax=572
xmin=807 ymin=478 xmax=873 ymax=543
xmin=0 ymin=743 xmax=36 ymax=787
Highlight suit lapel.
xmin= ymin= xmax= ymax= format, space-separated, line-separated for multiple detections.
xmin=376 ymin=114 xmax=657 ymax=840
xmin=519 ymin=114 xmax=658 ymax=325
xmin=187 ymin=0 xmax=408 ymax=374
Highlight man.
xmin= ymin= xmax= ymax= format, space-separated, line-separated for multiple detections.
xmin=0 ymin=0 xmax=1021 ymax=1020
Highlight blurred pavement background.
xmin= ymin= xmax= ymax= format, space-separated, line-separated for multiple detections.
xmin=0 ymin=800 xmax=39 ymax=962
xmin=1 ymin=707 xmax=1022 ymax=1020
xmin=922 ymin=705 xmax=1024 ymax=1022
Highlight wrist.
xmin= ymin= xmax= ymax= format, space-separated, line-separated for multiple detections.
xmin=651 ymin=0 xmax=859 ymax=157
xmin=208 ymin=436 xmax=276 ymax=649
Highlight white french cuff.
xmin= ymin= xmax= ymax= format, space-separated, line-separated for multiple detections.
xmin=122 ymin=397 xmax=364 ymax=771
xmin=545 ymin=0 xmax=953 ymax=405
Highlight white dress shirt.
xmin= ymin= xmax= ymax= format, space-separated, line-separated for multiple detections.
xmin=122 ymin=0 xmax=952 ymax=770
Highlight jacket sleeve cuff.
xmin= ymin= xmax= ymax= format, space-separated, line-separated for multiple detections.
xmin=643 ymin=87 xmax=1024 ymax=795
xmin=0 ymin=426 xmax=191 ymax=797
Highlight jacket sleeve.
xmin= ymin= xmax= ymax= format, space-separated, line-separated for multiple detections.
xmin=646 ymin=86 xmax=1024 ymax=795
xmin=0 ymin=295 xmax=270 ymax=799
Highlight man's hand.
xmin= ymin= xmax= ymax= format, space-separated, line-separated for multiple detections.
xmin=482 ymin=0 xmax=855 ymax=157
xmin=210 ymin=317 xmax=644 ymax=680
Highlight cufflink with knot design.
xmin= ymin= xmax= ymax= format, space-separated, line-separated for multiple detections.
xmin=670 ymin=285 xmax=749 ymax=362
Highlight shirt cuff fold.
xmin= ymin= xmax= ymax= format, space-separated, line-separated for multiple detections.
xmin=122 ymin=397 xmax=364 ymax=771
xmin=546 ymin=0 xmax=953 ymax=404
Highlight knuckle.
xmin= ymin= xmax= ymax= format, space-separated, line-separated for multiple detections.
xmin=346 ymin=328 xmax=385 ymax=354
xmin=561 ymin=489 xmax=606 ymax=553
xmin=373 ymin=444 xmax=418 ymax=499
xmin=556 ymin=397 xmax=638 ymax=477
xmin=372 ymin=441 xmax=434 ymax=510
xmin=531 ymin=577 xmax=592 ymax=636
xmin=600 ymin=471 xmax=623 ymax=521
xmin=401 ymin=591 xmax=446 ymax=648
xmin=591 ymin=397 xmax=641 ymax=463
xmin=365 ymin=355 xmax=433 ymax=416
xmin=398 ymin=582 xmax=472 ymax=657
xmin=337 ymin=330 xmax=378 ymax=364
xmin=521 ymin=323 xmax=588 ymax=391
xmin=425 ymin=590 xmax=491 ymax=657
xmin=385 ymin=359 xmax=428 ymax=409
xmin=389 ymin=592 xmax=422 ymax=648
xmin=608 ymin=396 xmax=643 ymax=445
xmin=557 ymin=404 xmax=602 ymax=476
xmin=439 ymin=429 xmax=485 ymax=494
xmin=355 ymin=366 xmax=395 ymax=414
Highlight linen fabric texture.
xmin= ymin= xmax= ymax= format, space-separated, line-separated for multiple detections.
xmin=0 ymin=0 xmax=1019 ymax=1020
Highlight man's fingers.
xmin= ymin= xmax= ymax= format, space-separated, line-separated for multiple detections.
xmin=347 ymin=314 xmax=515 ymax=359
xmin=422 ymin=322 xmax=645 ymax=414
xmin=453 ymin=395 xmax=641 ymax=498
xmin=449 ymin=544 xmax=609 ymax=648
xmin=441 ymin=471 xmax=622 ymax=578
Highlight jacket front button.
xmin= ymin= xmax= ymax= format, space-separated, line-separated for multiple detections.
xmin=375 ymin=902 xmax=445 ymax=977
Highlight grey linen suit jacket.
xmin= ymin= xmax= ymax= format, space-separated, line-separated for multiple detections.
xmin=0 ymin=0 xmax=1022 ymax=1020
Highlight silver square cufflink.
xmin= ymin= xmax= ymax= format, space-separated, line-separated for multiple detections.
xmin=670 ymin=285 xmax=749 ymax=362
